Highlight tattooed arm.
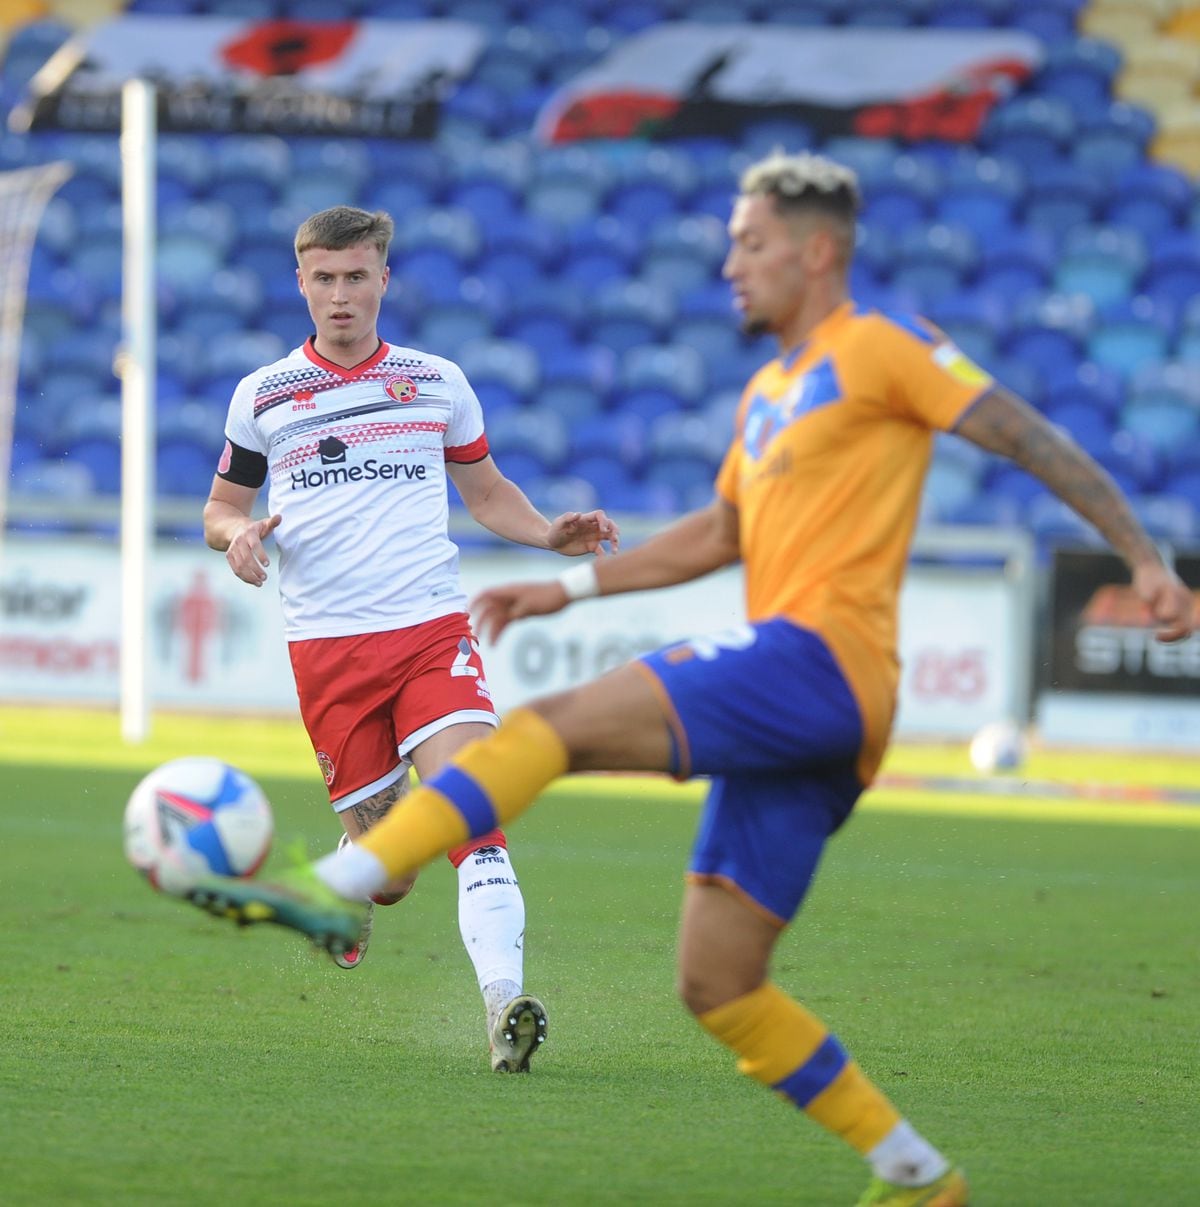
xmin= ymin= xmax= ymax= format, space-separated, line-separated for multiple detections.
xmin=953 ymin=386 xmax=1195 ymax=642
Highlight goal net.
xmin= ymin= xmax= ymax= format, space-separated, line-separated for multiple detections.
xmin=0 ymin=160 xmax=72 ymax=544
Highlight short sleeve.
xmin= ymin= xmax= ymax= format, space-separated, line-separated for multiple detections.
xmin=441 ymin=359 xmax=489 ymax=463
xmin=865 ymin=313 xmax=994 ymax=432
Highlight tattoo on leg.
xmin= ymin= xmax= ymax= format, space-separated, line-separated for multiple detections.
xmin=347 ymin=776 xmax=409 ymax=833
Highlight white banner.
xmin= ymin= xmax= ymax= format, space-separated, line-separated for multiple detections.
xmin=0 ymin=535 xmax=1023 ymax=738
xmin=12 ymin=16 xmax=484 ymax=137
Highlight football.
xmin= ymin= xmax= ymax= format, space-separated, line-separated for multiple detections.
xmin=123 ymin=756 xmax=273 ymax=893
xmin=968 ymin=718 xmax=1028 ymax=774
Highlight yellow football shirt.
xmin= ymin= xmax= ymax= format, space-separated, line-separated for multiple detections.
xmin=716 ymin=301 xmax=993 ymax=783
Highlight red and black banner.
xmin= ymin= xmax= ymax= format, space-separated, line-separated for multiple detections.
xmin=536 ymin=23 xmax=1044 ymax=145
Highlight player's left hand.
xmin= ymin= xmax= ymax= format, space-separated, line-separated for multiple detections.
xmin=472 ymin=580 xmax=567 ymax=643
xmin=546 ymin=509 xmax=620 ymax=557
xmin=1133 ymin=562 xmax=1196 ymax=643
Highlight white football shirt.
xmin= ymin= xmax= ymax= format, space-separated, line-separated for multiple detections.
xmin=220 ymin=338 xmax=488 ymax=640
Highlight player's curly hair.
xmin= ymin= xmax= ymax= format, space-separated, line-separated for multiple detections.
xmin=739 ymin=150 xmax=859 ymax=263
xmin=739 ymin=150 xmax=861 ymax=218
xmin=294 ymin=206 xmax=394 ymax=262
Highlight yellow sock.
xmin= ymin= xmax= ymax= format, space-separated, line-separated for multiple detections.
xmin=698 ymin=983 xmax=900 ymax=1152
xmin=358 ymin=708 xmax=568 ymax=881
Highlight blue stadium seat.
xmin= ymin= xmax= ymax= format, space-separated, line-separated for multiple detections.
xmin=643 ymin=457 xmax=715 ymax=510
xmin=572 ymin=455 xmax=639 ymax=501
xmin=417 ymin=306 xmax=495 ymax=358
xmin=589 ymin=278 xmax=675 ymax=333
xmin=859 ymin=155 xmax=938 ymax=228
xmin=523 ymin=474 xmax=601 ymax=516
xmin=925 ymin=293 xmax=1007 ymax=365
xmin=620 ymin=343 xmax=707 ymax=405
xmin=1044 ymin=402 xmax=1114 ymax=459
xmin=1071 ymin=102 xmax=1155 ymax=184
xmin=1002 ymin=294 xmax=1094 ymax=382
xmin=980 ymin=96 xmax=1076 ymax=167
xmin=1106 ymin=162 xmax=1194 ymax=241
xmin=485 ymin=406 xmax=569 ymax=472
xmin=935 ymin=154 xmax=1023 ymax=236
xmin=975 ymin=227 xmax=1056 ymax=307
xmin=1087 ymin=297 xmax=1175 ymax=380
xmin=1022 ymin=164 xmax=1104 ymax=239
xmin=605 ymin=180 xmax=683 ymax=228
xmin=1142 ymin=232 xmax=1200 ymax=312
xmin=13 ymin=458 xmax=95 ymax=500
xmin=457 ymin=338 xmax=541 ymax=397
xmin=1053 ymin=225 xmax=1147 ymax=309
xmin=646 ymin=411 xmax=726 ymax=464
xmin=211 ymin=135 xmax=291 ymax=189
xmin=1040 ymin=360 xmax=1124 ymax=420
xmin=207 ymin=176 xmax=278 ymax=215
xmin=1033 ymin=37 xmax=1121 ymax=111
xmin=568 ymin=412 xmax=648 ymax=467
xmin=1131 ymin=495 xmax=1197 ymax=543
xmin=890 ymin=223 xmax=979 ymax=303
xmin=538 ymin=381 xmax=605 ymax=426
xmin=64 ymin=437 xmax=121 ymax=494
xmin=394 ymin=207 xmax=481 ymax=263
xmin=157 ymin=440 xmax=220 ymax=498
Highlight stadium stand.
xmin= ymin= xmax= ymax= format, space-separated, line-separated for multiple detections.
xmin=2 ymin=0 xmax=1199 ymax=548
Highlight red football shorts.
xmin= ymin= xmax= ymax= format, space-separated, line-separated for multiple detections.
xmin=288 ymin=612 xmax=499 ymax=814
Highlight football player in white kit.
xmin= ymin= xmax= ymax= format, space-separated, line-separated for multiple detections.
xmin=203 ymin=206 xmax=618 ymax=1072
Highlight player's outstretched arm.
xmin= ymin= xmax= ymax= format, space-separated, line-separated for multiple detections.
xmin=473 ymin=497 xmax=740 ymax=642
xmin=954 ymin=386 xmax=1195 ymax=641
xmin=203 ymin=478 xmax=282 ymax=588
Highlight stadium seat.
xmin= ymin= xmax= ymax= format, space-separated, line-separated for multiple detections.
xmin=980 ymin=96 xmax=1076 ymax=167
xmin=457 ymin=338 xmax=540 ymax=397
xmin=973 ymin=227 xmax=1056 ymax=307
xmin=1022 ymin=164 xmax=1105 ymax=239
xmin=157 ymin=440 xmax=221 ymax=498
xmin=890 ymin=223 xmax=978 ymax=303
xmin=1105 ymin=161 xmax=1194 ymax=240
xmin=1052 ymin=225 xmax=1147 ymax=309
xmin=1044 ymin=401 xmax=1115 ymax=459
xmin=646 ymin=411 xmax=726 ymax=464
xmin=620 ymin=343 xmax=707 ymax=405
xmin=1034 ymin=37 xmax=1122 ymax=112
xmin=935 ymin=154 xmax=1023 ymax=235
xmin=1087 ymin=297 xmax=1175 ymax=379
xmin=416 ymin=305 xmax=494 ymax=359
xmin=925 ymin=293 xmax=1007 ymax=365
xmin=1002 ymin=294 xmax=1094 ymax=382
xmin=13 ymin=457 xmax=95 ymax=500
xmin=1071 ymin=102 xmax=1156 ymax=184
xmin=1141 ymin=231 xmax=1200 ymax=311
xmin=485 ymin=405 xmax=569 ymax=472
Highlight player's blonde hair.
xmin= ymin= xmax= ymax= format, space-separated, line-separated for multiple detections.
xmin=739 ymin=151 xmax=859 ymax=259
xmin=294 ymin=206 xmax=394 ymax=263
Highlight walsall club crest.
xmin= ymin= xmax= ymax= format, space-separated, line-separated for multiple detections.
xmin=383 ymin=375 xmax=419 ymax=403
xmin=316 ymin=751 xmax=335 ymax=786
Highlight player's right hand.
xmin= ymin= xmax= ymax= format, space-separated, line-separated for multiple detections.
xmin=471 ymin=580 xmax=567 ymax=642
xmin=226 ymin=513 xmax=282 ymax=587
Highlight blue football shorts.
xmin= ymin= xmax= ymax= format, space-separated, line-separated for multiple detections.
xmin=637 ymin=617 xmax=865 ymax=926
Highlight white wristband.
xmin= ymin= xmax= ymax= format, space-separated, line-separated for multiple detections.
xmin=558 ymin=561 xmax=600 ymax=601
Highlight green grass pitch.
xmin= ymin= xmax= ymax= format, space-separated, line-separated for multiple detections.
xmin=1 ymin=706 xmax=1197 ymax=1205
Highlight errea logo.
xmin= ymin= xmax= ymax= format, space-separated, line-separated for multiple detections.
xmin=292 ymin=388 xmax=317 ymax=411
